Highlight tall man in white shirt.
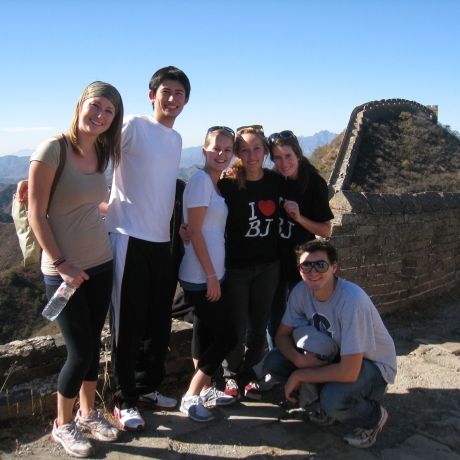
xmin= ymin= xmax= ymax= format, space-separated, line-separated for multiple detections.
xmin=107 ymin=66 xmax=190 ymax=430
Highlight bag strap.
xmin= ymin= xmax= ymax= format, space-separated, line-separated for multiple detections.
xmin=47 ymin=134 xmax=67 ymax=210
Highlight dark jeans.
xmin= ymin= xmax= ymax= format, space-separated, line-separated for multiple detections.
xmin=222 ymin=260 xmax=280 ymax=381
xmin=45 ymin=262 xmax=113 ymax=399
xmin=113 ymin=238 xmax=172 ymax=407
xmin=264 ymin=349 xmax=387 ymax=429
xmin=186 ymin=282 xmax=237 ymax=377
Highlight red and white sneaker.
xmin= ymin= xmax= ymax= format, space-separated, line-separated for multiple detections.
xmin=244 ymin=381 xmax=262 ymax=400
xmin=224 ymin=378 xmax=240 ymax=398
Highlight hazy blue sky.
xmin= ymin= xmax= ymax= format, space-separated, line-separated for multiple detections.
xmin=0 ymin=0 xmax=458 ymax=155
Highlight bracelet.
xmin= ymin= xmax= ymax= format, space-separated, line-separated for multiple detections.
xmin=207 ymin=274 xmax=217 ymax=278
xmin=53 ymin=257 xmax=66 ymax=268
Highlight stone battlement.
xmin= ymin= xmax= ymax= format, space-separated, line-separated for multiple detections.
xmin=330 ymin=191 xmax=460 ymax=314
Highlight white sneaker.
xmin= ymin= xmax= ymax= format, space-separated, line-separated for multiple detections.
xmin=200 ymin=386 xmax=236 ymax=407
xmin=138 ymin=390 xmax=177 ymax=409
xmin=344 ymin=406 xmax=388 ymax=448
xmin=113 ymin=406 xmax=145 ymax=431
xmin=75 ymin=409 xmax=119 ymax=442
xmin=180 ymin=395 xmax=215 ymax=422
xmin=52 ymin=419 xmax=94 ymax=458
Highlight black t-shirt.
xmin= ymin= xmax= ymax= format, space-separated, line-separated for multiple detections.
xmin=218 ymin=169 xmax=280 ymax=269
xmin=278 ymin=171 xmax=334 ymax=281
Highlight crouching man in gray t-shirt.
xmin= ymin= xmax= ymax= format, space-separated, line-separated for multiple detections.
xmin=264 ymin=239 xmax=397 ymax=449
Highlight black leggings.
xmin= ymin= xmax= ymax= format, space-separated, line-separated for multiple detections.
xmin=187 ymin=282 xmax=237 ymax=377
xmin=45 ymin=263 xmax=113 ymax=399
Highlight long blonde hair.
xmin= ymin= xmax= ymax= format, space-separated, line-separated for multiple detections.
xmin=69 ymin=81 xmax=124 ymax=172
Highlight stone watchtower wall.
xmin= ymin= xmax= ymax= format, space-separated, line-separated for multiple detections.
xmin=330 ymin=191 xmax=460 ymax=314
xmin=328 ymin=98 xmax=437 ymax=193
xmin=328 ymin=99 xmax=459 ymax=314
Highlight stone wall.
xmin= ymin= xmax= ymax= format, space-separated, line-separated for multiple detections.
xmin=328 ymin=98 xmax=438 ymax=193
xmin=330 ymin=190 xmax=460 ymax=314
xmin=0 ymin=321 xmax=193 ymax=421
xmin=327 ymin=98 xmax=458 ymax=314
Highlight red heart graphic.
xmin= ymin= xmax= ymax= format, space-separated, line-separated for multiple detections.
xmin=258 ymin=200 xmax=276 ymax=217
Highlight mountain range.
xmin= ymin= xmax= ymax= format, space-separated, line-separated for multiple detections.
xmin=0 ymin=131 xmax=337 ymax=185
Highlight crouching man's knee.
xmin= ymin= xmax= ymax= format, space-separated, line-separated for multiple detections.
xmin=263 ymin=349 xmax=296 ymax=381
xmin=319 ymin=383 xmax=356 ymax=423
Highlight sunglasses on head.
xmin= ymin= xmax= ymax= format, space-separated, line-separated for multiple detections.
xmin=268 ymin=130 xmax=296 ymax=147
xmin=207 ymin=126 xmax=235 ymax=137
xmin=298 ymin=259 xmax=330 ymax=274
xmin=236 ymin=124 xmax=264 ymax=135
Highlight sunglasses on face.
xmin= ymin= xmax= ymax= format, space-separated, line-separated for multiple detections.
xmin=236 ymin=124 xmax=264 ymax=135
xmin=207 ymin=126 xmax=235 ymax=137
xmin=268 ymin=130 xmax=296 ymax=147
xmin=298 ymin=259 xmax=330 ymax=274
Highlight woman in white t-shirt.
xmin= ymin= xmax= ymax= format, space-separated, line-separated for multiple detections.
xmin=178 ymin=126 xmax=237 ymax=422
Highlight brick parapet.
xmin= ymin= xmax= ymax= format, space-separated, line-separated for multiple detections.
xmin=330 ymin=191 xmax=460 ymax=314
xmin=0 ymin=321 xmax=193 ymax=421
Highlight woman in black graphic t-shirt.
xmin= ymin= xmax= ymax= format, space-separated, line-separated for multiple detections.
xmin=266 ymin=130 xmax=334 ymax=349
xmin=218 ymin=126 xmax=280 ymax=398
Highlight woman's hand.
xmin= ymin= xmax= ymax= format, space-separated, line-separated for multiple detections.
xmin=57 ymin=262 xmax=90 ymax=289
xmin=16 ymin=180 xmax=29 ymax=204
xmin=206 ymin=276 xmax=221 ymax=302
xmin=179 ymin=223 xmax=191 ymax=244
xmin=283 ymin=200 xmax=301 ymax=222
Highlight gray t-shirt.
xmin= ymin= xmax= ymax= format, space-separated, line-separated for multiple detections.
xmin=282 ymin=278 xmax=397 ymax=383
xmin=31 ymin=137 xmax=112 ymax=275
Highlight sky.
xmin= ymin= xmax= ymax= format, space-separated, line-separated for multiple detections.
xmin=0 ymin=0 xmax=459 ymax=156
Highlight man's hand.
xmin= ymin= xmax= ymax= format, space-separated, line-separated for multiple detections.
xmin=285 ymin=370 xmax=302 ymax=403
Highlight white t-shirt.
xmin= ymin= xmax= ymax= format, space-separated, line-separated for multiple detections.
xmin=179 ymin=169 xmax=228 ymax=284
xmin=283 ymin=278 xmax=397 ymax=383
xmin=106 ymin=115 xmax=182 ymax=242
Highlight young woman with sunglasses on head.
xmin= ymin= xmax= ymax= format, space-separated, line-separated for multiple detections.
xmin=218 ymin=126 xmax=281 ymax=398
xmin=27 ymin=82 xmax=123 ymax=457
xmin=266 ymin=130 xmax=334 ymax=350
xmin=178 ymin=127 xmax=238 ymax=422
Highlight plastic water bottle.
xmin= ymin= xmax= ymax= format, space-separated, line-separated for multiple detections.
xmin=41 ymin=282 xmax=76 ymax=321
